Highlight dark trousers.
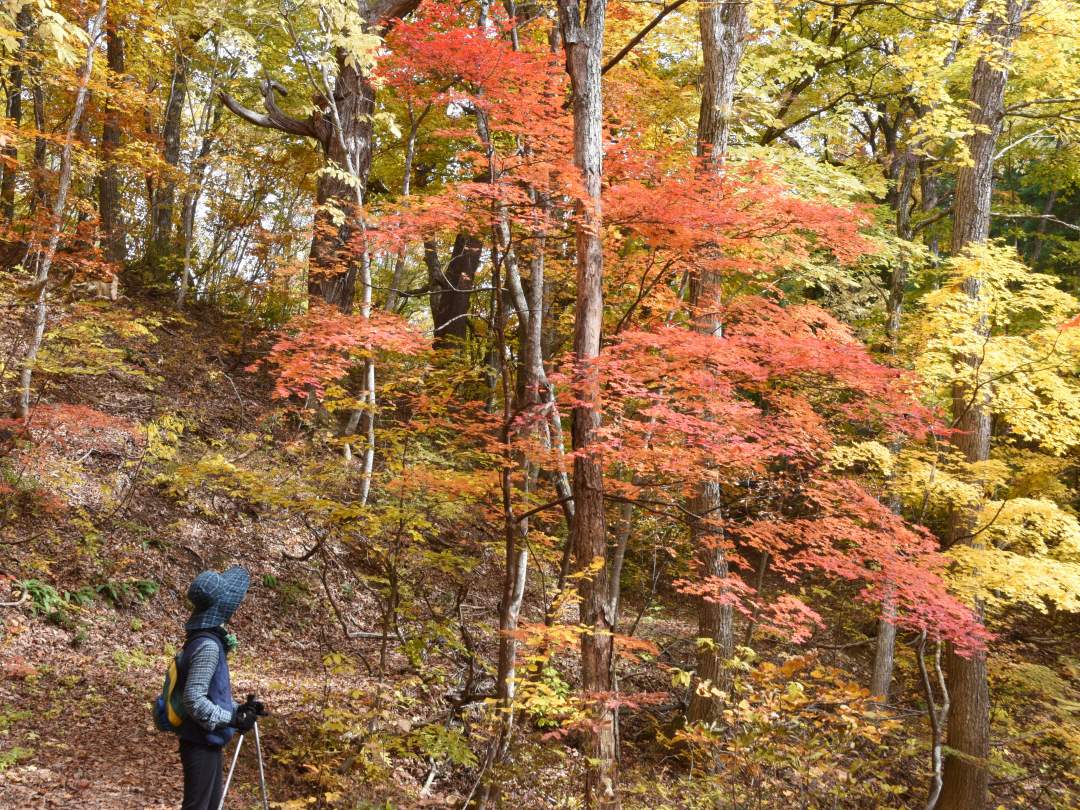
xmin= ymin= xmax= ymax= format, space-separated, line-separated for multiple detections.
xmin=180 ymin=739 xmax=224 ymax=810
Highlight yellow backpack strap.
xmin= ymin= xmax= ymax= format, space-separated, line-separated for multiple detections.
xmin=165 ymin=656 xmax=184 ymax=727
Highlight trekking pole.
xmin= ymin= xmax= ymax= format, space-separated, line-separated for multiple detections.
xmin=254 ymin=720 xmax=270 ymax=810
xmin=216 ymin=733 xmax=244 ymax=810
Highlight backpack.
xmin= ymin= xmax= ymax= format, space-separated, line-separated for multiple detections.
xmin=153 ymin=632 xmax=215 ymax=733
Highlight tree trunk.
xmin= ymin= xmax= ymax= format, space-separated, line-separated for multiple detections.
xmin=98 ymin=16 xmax=126 ymax=265
xmin=870 ymin=594 xmax=897 ymax=700
xmin=939 ymin=347 xmax=993 ymax=810
xmin=29 ymin=66 xmax=45 ymax=216
xmin=0 ymin=8 xmax=31 ymax=224
xmin=219 ymin=1 xmax=421 ymax=311
xmin=474 ymin=226 xmax=546 ymax=808
xmin=885 ymin=150 xmax=919 ymax=346
xmin=557 ymin=0 xmax=616 ymax=805
xmin=696 ymin=0 xmax=748 ymax=168
xmin=177 ymin=99 xmax=222 ymax=308
xmin=0 ymin=61 xmax=20 ymax=225
xmin=686 ymin=481 xmax=734 ymax=723
xmin=426 ymin=233 xmax=483 ymax=347
xmin=19 ymin=0 xmax=108 ymax=418
xmin=917 ymin=633 xmax=950 ymax=810
xmin=149 ymin=48 xmax=189 ymax=261
xmin=685 ymin=0 xmax=748 ymax=726
xmin=1028 ymin=187 xmax=1057 ymax=264
xmin=938 ymin=4 xmax=1024 ymax=808
xmin=872 ymin=145 xmax=921 ymax=700
xmin=306 ymin=54 xmax=375 ymax=311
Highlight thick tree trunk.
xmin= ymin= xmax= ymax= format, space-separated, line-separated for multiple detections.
xmin=939 ymin=369 xmax=992 ymax=809
xmin=870 ymin=594 xmax=897 ymax=700
xmin=685 ymin=0 xmax=748 ymax=726
xmin=696 ymin=0 xmax=748 ymax=168
xmin=938 ymin=4 xmax=1024 ymax=808
xmin=98 ymin=17 xmax=126 ymax=265
xmin=558 ymin=0 xmax=616 ymax=805
xmin=426 ymin=233 xmax=483 ymax=347
xmin=220 ymin=1 xmax=420 ymax=311
xmin=686 ymin=482 xmax=734 ymax=723
xmin=306 ymin=55 xmax=375 ymax=311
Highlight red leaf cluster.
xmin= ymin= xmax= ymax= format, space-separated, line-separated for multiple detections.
xmin=255 ymin=304 xmax=426 ymax=400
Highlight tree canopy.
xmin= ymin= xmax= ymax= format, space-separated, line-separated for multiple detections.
xmin=1 ymin=0 xmax=1079 ymax=807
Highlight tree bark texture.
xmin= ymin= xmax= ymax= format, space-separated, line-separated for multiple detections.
xmin=870 ymin=594 xmax=897 ymax=700
xmin=686 ymin=480 xmax=734 ymax=723
xmin=150 ymin=48 xmax=189 ymax=258
xmin=696 ymin=0 xmax=749 ymax=168
xmin=685 ymin=0 xmax=748 ymax=726
xmin=939 ymin=4 xmax=1024 ymax=808
xmin=98 ymin=16 xmax=126 ymax=264
xmin=426 ymin=233 xmax=483 ymax=347
xmin=557 ymin=0 xmax=616 ymax=805
xmin=305 ymin=54 xmax=373 ymax=310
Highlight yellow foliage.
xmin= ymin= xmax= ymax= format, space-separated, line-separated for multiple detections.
xmin=911 ymin=243 xmax=1080 ymax=455
xmin=947 ymin=546 xmax=1080 ymax=613
xmin=891 ymin=449 xmax=994 ymax=526
xmin=997 ymin=448 xmax=1074 ymax=505
xmin=145 ymin=414 xmax=185 ymax=463
xmin=828 ymin=441 xmax=895 ymax=477
xmin=977 ymin=498 xmax=1080 ymax=563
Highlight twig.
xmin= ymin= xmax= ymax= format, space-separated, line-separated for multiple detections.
xmin=602 ymin=0 xmax=692 ymax=74
xmin=0 ymin=585 xmax=27 ymax=608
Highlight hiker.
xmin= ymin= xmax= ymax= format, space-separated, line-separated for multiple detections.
xmin=177 ymin=565 xmax=265 ymax=810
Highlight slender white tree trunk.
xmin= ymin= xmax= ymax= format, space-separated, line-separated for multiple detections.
xmin=19 ymin=0 xmax=109 ymax=418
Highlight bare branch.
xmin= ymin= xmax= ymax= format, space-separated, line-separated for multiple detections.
xmin=602 ymin=0 xmax=691 ymax=75
xmin=1005 ymin=96 xmax=1080 ymax=112
xmin=218 ymin=80 xmax=322 ymax=142
xmin=992 ymin=211 xmax=1080 ymax=234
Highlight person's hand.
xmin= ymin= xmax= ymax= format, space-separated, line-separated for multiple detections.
xmin=230 ymin=695 xmax=266 ymax=733
xmin=246 ymin=693 xmax=269 ymax=717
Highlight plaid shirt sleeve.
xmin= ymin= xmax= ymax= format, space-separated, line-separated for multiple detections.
xmin=181 ymin=639 xmax=234 ymax=731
